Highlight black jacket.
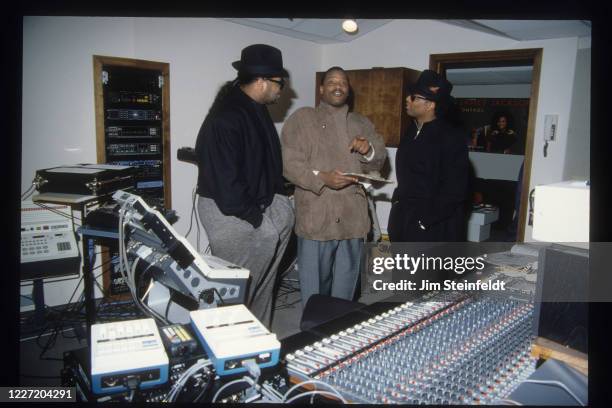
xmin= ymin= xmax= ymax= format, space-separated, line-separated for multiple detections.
xmin=388 ymin=118 xmax=469 ymax=242
xmin=195 ymin=86 xmax=285 ymax=228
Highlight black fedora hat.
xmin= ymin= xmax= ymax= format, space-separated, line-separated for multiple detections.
xmin=407 ymin=69 xmax=453 ymax=102
xmin=232 ymin=44 xmax=289 ymax=78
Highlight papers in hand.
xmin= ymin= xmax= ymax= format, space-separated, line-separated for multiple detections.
xmin=342 ymin=172 xmax=392 ymax=183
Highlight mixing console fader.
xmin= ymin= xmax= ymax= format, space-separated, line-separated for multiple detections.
xmin=285 ymin=292 xmax=536 ymax=404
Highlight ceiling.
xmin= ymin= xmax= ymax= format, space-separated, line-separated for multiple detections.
xmin=222 ymin=19 xmax=588 ymax=85
xmin=442 ymin=20 xmax=591 ymax=41
xmin=221 ymin=18 xmax=392 ymax=44
xmin=221 ymin=18 xmax=591 ymax=44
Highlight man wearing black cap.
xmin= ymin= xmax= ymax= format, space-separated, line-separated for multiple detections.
xmin=388 ymin=69 xmax=469 ymax=242
xmin=195 ymin=44 xmax=295 ymax=327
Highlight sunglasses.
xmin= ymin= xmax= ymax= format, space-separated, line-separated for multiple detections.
xmin=409 ymin=94 xmax=432 ymax=102
xmin=266 ymin=78 xmax=285 ymax=90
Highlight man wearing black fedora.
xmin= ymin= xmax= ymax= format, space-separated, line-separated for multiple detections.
xmin=195 ymin=44 xmax=295 ymax=327
xmin=388 ymin=69 xmax=469 ymax=242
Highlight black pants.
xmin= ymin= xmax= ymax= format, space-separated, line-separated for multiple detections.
xmin=388 ymin=199 xmax=466 ymax=242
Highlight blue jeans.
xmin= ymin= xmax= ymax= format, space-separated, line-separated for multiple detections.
xmin=297 ymin=237 xmax=363 ymax=308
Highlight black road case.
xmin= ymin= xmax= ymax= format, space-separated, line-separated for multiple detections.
xmin=35 ymin=164 xmax=136 ymax=196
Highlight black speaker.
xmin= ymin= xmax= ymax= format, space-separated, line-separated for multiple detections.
xmin=533 ymin=244 xmax=588 ymax=353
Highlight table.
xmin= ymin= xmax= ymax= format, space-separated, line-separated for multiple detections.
xmin=32 ymin=192 xmax=109 ymax=345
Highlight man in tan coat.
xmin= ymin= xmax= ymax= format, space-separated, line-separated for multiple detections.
xmin=281 ymin=66 xmax=386 ymax=307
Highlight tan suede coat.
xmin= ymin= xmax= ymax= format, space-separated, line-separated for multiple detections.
xmin=281 ymin=101 xmax=387 ymax=241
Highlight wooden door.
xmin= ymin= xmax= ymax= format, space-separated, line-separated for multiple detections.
xmin=316 ymin=67 xmax=420 ymax=147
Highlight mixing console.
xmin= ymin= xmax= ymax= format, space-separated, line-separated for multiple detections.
xmin=286 ymin=291 xmax=536 ymax=404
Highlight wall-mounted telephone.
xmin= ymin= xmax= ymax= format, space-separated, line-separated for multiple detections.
xmin=543 ymin=114 xmax=558 ymax=157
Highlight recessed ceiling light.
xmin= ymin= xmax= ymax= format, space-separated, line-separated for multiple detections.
xmin=342 ymin=19 xmax=358 ymax=34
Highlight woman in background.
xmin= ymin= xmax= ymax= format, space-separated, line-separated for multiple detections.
xmin=486 ymin=112 xmax=517 ymax=154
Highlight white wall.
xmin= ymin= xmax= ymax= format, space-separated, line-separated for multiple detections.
xmin=22 ymin=17 xmax=136 ymax=192
xmin=21 ymin=17 xmax=320 ymax=306
xmin=320 ymin=20 xmax=582 ymax=241
xmin=519 ymin=37 xmax=579 ymax=241
xmin=563 ymin=46 xmax=590 ymax=181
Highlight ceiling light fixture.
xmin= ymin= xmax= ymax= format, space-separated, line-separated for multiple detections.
xmin=342 ymin=19 xmax=358 ymax=34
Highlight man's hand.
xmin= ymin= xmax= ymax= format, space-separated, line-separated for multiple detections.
xmin=349 ymin=136 xmax=371 ymax=155
xmin=318 ymin=170 xmax=358 ymax=190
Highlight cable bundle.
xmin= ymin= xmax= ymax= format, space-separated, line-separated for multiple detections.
xmin=163 ymin=359 xmax=212 ymax=402
xmin=117 ymin=203 xmax=169 ymax=325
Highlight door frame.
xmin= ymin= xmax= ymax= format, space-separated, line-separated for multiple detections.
xmin=430 ymin=48 xmax=543 ymax=242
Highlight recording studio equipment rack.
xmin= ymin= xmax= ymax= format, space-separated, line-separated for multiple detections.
xmin=93 ymin=55 xmax=171 ymax=299
xmin=94 ymin=58 xmax=171 ymax=208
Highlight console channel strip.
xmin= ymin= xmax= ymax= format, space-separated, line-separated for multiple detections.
xmin=285 ymin=292 xmax=536 ymax=404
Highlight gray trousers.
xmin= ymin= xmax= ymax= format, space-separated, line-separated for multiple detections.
xmin=197 ymin=194 xmax=295 ymax=328
xmin=297 ymin=237 xmax=363 ymax=308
